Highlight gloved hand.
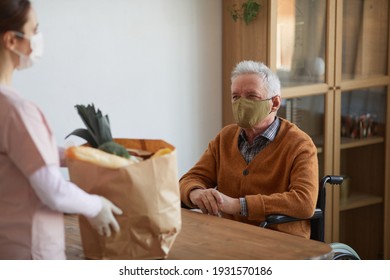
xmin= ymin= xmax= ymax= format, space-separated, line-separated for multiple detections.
xmin=87 ymin=196 xmax=123 ymax=237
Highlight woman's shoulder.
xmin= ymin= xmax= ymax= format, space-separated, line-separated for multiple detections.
xmin=12 ymin=94 xmax=39 ymax=112
xmin=0 ymin=87 xmax=42 ymax=123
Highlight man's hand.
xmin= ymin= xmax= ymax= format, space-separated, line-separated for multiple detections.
xmin=189 ymin=189 xmax=241 ymax=216
xmin=189 ymin=188 xmax=223 ymax=216
xmin=218 ymin=192 xmax=241 ymax=215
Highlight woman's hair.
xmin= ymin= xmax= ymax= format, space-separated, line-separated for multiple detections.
xmin=231 ymin=60 xmax=281 ymax=98
xmin=0 ymin=0 xmax=31 ymax=34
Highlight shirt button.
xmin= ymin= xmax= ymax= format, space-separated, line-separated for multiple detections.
xmin=243 ymin=169 xmax=249 ymax=176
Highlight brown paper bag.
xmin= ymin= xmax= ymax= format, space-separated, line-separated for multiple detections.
xmin=67 ymin=138 xmax=182 ymax=259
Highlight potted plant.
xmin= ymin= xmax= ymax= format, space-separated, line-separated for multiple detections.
xmin=230 ymin=0 xmax=262 ymax=25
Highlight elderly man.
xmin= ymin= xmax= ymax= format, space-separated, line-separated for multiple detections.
xmin=180 ymin=60 xmax=318 ymax=239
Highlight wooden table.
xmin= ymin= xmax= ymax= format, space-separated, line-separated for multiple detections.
xmin=65 ymin=209 xmax=333 ymax=260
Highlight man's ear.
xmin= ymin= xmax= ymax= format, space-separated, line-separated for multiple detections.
xmin=271 ymin=95 xmax=281 ymax=112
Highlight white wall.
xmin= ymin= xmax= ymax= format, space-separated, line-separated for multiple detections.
xmin=13 ymin=0 xmax=222 ymax=176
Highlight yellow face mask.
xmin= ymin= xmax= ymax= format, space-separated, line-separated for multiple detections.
xmin=232 ymin=97 xmax=272 ymax=128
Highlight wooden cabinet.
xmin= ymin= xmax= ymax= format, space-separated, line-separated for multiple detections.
xmin=223 ymin=0 xmax=390 ymax=259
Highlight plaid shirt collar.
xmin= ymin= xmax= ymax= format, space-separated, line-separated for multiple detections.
xmin=239 ymin=117 xmax=280 ymax=144
xmin=238 ymin=117 xmax=280 ymax=164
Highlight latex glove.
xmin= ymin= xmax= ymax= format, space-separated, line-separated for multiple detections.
xmin=87 ymin=196 xmax=123 ymax=237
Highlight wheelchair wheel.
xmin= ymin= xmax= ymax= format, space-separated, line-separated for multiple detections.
xmin=330 ymin=242 xmax=361 ymax=260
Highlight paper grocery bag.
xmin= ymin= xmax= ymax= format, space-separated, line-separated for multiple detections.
xmin=66 ymin=138 xmax=181 ymax=260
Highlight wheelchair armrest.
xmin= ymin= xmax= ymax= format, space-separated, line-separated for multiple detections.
xmin=311 ymin=208 xmax=323 ymax=219
xmin=260 ymin=214 xmax=301 ymax=227
xmin=260 ymin=208 xmax=323 ymax=228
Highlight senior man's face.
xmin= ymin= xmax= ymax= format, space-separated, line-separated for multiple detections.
xmin=231 ymin=74 xmax=267 ymax=101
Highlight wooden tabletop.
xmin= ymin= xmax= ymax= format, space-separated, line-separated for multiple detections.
xmin=65 ymin=209 xmax=333 ymax=260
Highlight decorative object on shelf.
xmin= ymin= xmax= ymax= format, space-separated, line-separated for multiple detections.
xmin=229 ymin=0 xmax=261 ymax=25
xmin=341 ymin=113 xmax=378 ymax=139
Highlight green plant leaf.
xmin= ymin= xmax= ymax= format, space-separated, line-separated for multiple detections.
xmin=73 ymin=104 xmax=114 ymax=146
xmin=230 ymin=0 xmax=261 ymax=25
xmin=65 ymin=128 xmax=98 ymax=147
xmin=229 ymin=4 xmax=241 ymax=22
xmin=68 ymin=103 xmax=129 ymax=158
xmin=98 ymin=141 xmax=130 ymax=159
xmin=96 ymin=112 xmax=112 ymax=144
xmin=243 ymin=0 xmax=261 ymax=25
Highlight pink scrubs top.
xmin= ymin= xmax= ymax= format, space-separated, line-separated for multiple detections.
xmin=0 ymin=84 xmax=65 ymax=259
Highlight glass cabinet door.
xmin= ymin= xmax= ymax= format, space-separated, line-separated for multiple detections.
xmin=340 ymin=88 xmax=387 ymax=142
xmin=279 ymin=94 xmax=326 ymax=177
xmin=276 ymin=0 xmax=327 ymax=87
xmin=223 ymin=0 xmax=390 ymax=257
xmin=275 ymin=0 xmax=390 ymax=258
xmin=334 ymin=0 xmax=390 ymax=259
xmin=338 ymin=86 xmax=387 ymax=259
xmin=275 ymin=0 xmax=330 ymax=178
xmin=342 ymin=0 xmax=389 ymax=81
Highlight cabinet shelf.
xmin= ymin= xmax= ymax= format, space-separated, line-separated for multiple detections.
xmin=314 ymin=136 xmax=384 ymax=152
xmin=340 ymin=136 xmax=384 ymax=150
xmin=340 ymin=191 xmax=383 ymax=212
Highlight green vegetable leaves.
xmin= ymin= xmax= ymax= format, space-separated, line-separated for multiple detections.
xmin=66 ymin=103 xmax=130 ymax=158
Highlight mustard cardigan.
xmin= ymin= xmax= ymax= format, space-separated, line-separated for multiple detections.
xmin=180 ymin=118 xmax=319 ymax=239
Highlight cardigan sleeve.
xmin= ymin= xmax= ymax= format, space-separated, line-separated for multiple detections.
xmin=179 ymin=141 xmax=219 ymax=208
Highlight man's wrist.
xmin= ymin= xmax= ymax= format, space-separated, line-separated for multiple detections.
xmin=188 ymin=187 xmax=202 ymax=207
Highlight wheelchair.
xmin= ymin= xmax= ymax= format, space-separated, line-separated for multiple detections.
xmin=260 ymin=175 xmax=361 ymax=260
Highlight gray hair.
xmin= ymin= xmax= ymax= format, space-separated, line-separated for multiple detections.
xmin=231 ymin=60 xmax=281 ymax=98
